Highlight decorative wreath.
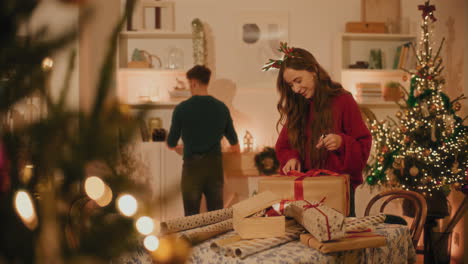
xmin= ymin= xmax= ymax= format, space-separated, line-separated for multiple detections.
xmin=254 ymin=147 xmax=280 ymax=175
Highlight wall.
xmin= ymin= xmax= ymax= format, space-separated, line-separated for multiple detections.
xmin=79 ymin=1 xmax=120 ymax=112
xmin=29 ymin=1 xmax=79 ymax=110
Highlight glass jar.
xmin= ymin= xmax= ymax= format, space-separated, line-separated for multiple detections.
xmin=166 ymin=46 xmax=184 ymax=70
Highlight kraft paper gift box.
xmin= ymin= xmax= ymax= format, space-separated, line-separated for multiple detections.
xmin=284 ymin=200 xmax=345 ymax=242
xmin=258 ymin=170 xmax=350 ymax=215
xmin=300 ymin=232 xmax=387 ymax=253
xmin=233 ymin=191 xmax=285 ymax=239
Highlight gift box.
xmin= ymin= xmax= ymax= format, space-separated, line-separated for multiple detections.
xmin=258 ymin=170 xmax=350 ymax=215
xmin=300 ymin=232 xmax=386 ymax=253
xmin=285 ymin=200 xmax=345 ymax=242
xmin=233 ymin=191 xmax=285 ymax=239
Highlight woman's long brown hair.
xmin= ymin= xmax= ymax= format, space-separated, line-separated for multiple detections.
xmin=276 ymin=48 xmax=348 ymax=168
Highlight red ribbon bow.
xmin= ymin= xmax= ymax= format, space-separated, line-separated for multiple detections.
xmin=302 ymin=199 xmax=331 ymax=240
xmin=418 ymin=3 xmax=437 ymax=22
xmin=287 ymin=169 xmax=339 ymax=200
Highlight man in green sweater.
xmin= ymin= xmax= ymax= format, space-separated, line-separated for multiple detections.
xmin=167 ymin=65 xmax=240 ymax=216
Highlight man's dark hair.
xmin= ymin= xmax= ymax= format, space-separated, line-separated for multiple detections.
xmin=186 ymin=65 xmax=211 ymax=85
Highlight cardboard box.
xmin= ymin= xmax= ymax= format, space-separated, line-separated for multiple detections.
xmin=232 ymin=191 xmax=285 ymax=239
xmin=345 ymin=22 xmax=386 ymax=33
xmin=258 ymin=174 xmax=350 ymax=215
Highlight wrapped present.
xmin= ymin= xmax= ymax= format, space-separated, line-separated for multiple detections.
xmin=233 ymin=191 xmax=285 ymax=239
xmin=285 ymin=200 xmax=345 ymax=242
xmin=300 ymin=232 xmax=386 ymax=253
xmin=258 ymin=169 xmax=350 ymax=215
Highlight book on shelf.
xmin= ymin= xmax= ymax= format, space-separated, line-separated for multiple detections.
xmin=394 ymin=42 xmax=413 ymax=70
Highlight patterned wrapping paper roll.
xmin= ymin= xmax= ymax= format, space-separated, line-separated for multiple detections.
xmin=221 ymin=225 xmax=304 ymax=259
xmin=160 ymin=207 xmax=233 ymax=233
xmin=178 ymin=219 xmax=233 ymax=245
xmin=344 ymin=214 xmax=386 ymax=233
xmin=209 ymin=233 xmax=242 ymax=256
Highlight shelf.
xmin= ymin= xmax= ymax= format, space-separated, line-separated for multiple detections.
xmin=358 ymin=100 xmax=400 ymax=108
xmin=118 ymin=68 xmax=186 ymax=74
xmin=342 ymin=69 xmax=409 ymax=74
xmin=341 ymin=33 xmax=417 ymax=41
xmin=127 ymin=100 xmax=185 ymax=109
xmin=120 ymin=31 xmax=192 ymax=39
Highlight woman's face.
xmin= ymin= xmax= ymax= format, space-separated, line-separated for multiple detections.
xmin=283 ymin=68 xmax=317 ymax=99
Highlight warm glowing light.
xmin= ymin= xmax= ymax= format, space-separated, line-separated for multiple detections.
xmin=42 ymin=57 xmax=54 ymax=70
xmin=21 ymin=164 xmax=34 ymax=184
xmin=144 ymin=235 xmax=160 ymax=251
xmin=95 ymin=184 xmax=113 ymax=207
xmin=14 ymin=190 xmax=38 ymax=229
xmin=117 ymin=194 xmax=138 ymax=217
xmin=84 ymin=176 xmax=105 ymax=200
xmin=136 ymin=216 xmax=154 ymax=235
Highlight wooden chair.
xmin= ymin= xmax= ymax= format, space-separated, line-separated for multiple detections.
xmin=364 ymin=189 xmax=427 ymax=248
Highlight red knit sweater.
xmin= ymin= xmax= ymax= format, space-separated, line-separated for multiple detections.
xmin=275 ymin=93 xmax=372 ymax=190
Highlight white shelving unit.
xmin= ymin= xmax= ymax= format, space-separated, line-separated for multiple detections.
xmin=336 ymin=33 xmax=416 ymax=113
xmin=117 ymin=30 xmax=192 ymax=69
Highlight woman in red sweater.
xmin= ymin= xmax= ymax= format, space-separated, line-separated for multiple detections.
xmin=266 ymin=44 xmax=372 ymax=216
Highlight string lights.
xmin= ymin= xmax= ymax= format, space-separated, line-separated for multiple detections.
xmin=365 ymin=1 xmax=467 ymax=196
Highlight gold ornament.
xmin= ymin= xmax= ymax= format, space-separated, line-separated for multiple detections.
xmin=402 ymin=75 xmax=408 ymax=82
xmin=451 ymin=161 xmax=462 ymax=174
xmin=393 ymin=158 xmax=403 ymax=169
xmin=396 ymin=111 xmax=402 ymax=118
xmin=454 ymin=182 xmax=461 ymax=188
xmin=378 ymin=156 xmax=385 ymax=163
xmin=409 ymin=166 xmax=419 ymax=176
xmin=453 ymin=102 xmax=461 ymax=111
xmin=423 ymin=149 xmax=431 ymax=157
xmin=400 ymin=91 xmax=406 ymax=99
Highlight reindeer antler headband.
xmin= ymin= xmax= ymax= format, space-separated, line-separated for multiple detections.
xmin=262 ymin=42 xmax=297 ymax=71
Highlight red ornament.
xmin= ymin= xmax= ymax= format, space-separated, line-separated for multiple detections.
xmin=404 ymin=136 xmax=410 ymax=143
xmin=402 ymin=75 xmax=408 ymax=82
xmin=382 ymin=145 xmax=389 ymax=153
xmin=427 ymin=76 xmax=433 ymax=80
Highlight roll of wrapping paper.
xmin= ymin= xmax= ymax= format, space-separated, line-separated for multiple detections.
xmin=210 ymin=233 xmax=242 ymax=256
xmin=222 ymin=224 xmax=304 ymax=259
xmin=300 ymin=232 xmax=386 ymax=253
xmin=160 ymin=207 xmax=233 ymax=233
xmin=344 ymin=214 xmax=386 ymax=233
xmin=178 ymin=219 xmax=233 ymax=245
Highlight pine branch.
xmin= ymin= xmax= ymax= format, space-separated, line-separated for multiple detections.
xmin=410 ymin=42 xmax=422 ymax=65
xmin=56 ymin=51 xmax=77 ymax=112
xmin=434 ymin=37 xmax=446 ymax=62
xmin=450 ymin=94 xmax=466 ymax=104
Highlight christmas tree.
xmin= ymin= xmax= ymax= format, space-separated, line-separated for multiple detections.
xmin=0 ymin=0 xmax=171 ymax=262
xmin=366 ymin=1 xmax=467 ymax=199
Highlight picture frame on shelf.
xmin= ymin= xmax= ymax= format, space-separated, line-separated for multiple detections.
xmin=130 ymin=0 xmax=175 ymax=31
xmin=361 ymin=0 xmax=401 ymax=33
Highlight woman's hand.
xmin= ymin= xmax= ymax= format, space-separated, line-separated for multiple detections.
xmin=316 ymin=134 xmax=342 ymax=151
xmin=282 ymin=158 xmax=301 ymax=174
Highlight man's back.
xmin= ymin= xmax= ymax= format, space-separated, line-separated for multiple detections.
xmin=167 ymin=95 xmax=238 ymax=159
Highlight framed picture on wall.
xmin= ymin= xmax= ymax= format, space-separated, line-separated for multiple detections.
xmin=235 ymin=11 xmax=289 ymax=88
